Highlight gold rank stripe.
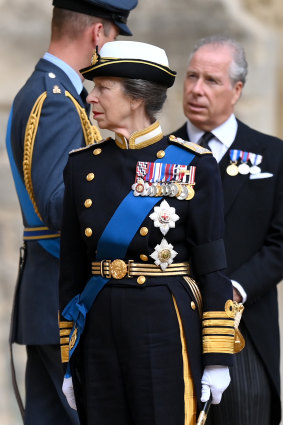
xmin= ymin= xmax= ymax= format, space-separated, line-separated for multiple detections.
xmin=203 ymin=311 xmax=235 ymax=319
xmin=60 ymin=345 xmax=69 ymax=363
xmin=59 ymin=320 xmax=74 ymax=329
xmin=203 ymin=336 xmax=235 ymax=354
xmin=203 ymin=327 xmax=235 ymax=336
xmin=202 ymin=319 xmax=234 ymax=327
xmin=60 ymin=337 xmax=70 ymax=345
xmin=60 ymin=329 xmax=72 ymax=337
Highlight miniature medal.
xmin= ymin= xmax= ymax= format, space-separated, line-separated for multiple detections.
xmin=185 ymin=184 xmax=195 ymax=200
xmin=238 ymin=162 xmax=250 ymax=175
xmin=155 ymin=184 xmax=163 ymax=197
xmin=132 ymin=178 xmax=149 ymax=196
xmin=227 ymin=149 xmax=241 ymax=176
xmin=169 ymin=183 xmax=179 ymax=197
xmin=238 ymin=151 xmax=250 ymax=175
xmin=150 ymin=238 xmax=177 ymax=271
xmin=177 ymin=185 xmax=189 ymax=200
xmin=149 ymin=199 xmax=180 ymax=235
xmin=162 ymin=183 xmax=171 ymax=196
xmin=148 ymin=184 xmax=157 ymax=197
xmin=249 ymin=165 xmax=261 ymax=175
xmin=226 ymin=162 xmax=239 ymax=176
xmin=249 ymin=152 xmax=262 ymax=175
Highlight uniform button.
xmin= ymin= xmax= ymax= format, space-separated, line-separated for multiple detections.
xmin=93 ymin=148 xmax=102 ymax=155
xmin=85 ymin=227 xmax=93 ymax=237
xmin=140 ymin=227 xmax=148 ymax=236
xmin=86 ymin=173 xmax=95 ymax=181
xmin=48 ymin=72 xmax=56 ymax=78
xmin=156 ymin=150 xmax=165 ymax=159
xmin=191 ymin=301 xmax=196 ymax=311
xmin=140 ymin=254 xmax=148 ymax=262
xmin=137 ymin=276 xmax=146 ymax=285
xmin=84 ymin=199 xmax=92 ymax=208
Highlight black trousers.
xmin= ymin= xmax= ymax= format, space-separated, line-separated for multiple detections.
xmin=25 ymin=345 xmax=80 ymax=425
xmin=206 ymin=327 xmax=271 ymax=425
xmin=74 ymin=284 xmax=196 ymax=425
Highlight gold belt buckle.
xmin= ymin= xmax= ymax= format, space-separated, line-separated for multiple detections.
xmin=109 ymin=259 xmax=127 ymax=279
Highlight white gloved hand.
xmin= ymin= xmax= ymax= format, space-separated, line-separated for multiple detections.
xmin=201 ymin=365 xmax=231 ymax=404
xmin=62 ymin=376 xmax=77 ymax=410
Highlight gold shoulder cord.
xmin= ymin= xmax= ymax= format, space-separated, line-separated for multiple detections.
xmin=23 ymin=92 xmax=47 ymax=220
xmin=65 ymin=90 xmax=102 ymax=145
xmin=23 ymin=90 xmax=102 ymax=220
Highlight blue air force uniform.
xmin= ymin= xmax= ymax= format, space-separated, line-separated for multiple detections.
xmin=59 ymin=123 xmax=240 ymax=425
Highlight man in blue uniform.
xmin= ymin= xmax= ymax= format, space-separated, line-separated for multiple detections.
xmin=172 ymin=35 xmax=283 ymax=425
xmin=6 ymin=1 xmax=137 ymax=424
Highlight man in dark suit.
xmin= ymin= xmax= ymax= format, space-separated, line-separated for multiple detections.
xmin=172 ymin=35 xmax=283 ymax=425
xmin=5 ymin=1 xmax=137 ymax=424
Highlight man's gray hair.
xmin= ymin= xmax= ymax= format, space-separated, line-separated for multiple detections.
xmin=189 ymin=35 xmax=248 ymax=86
xmin=122 ymin=79 xmax=168 ymax=123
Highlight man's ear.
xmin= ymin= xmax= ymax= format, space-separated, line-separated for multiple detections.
xmin=91 ymin=22 xmax=104 ymax=50
xmin=232 ymin=81 xmax=243 ymax=104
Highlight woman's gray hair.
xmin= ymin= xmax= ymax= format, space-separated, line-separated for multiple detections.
xmin=189 ymin=35 xmax=248 ymax=86
xmin=122 ymin=79 xmax=168 ymax=123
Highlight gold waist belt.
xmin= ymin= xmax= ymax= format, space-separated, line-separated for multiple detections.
xmin=91 ymin=260 xmax=190 ymax=280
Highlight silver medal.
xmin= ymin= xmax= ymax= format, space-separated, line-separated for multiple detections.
xmin=177 ymin=184 xmax=189 ymax=200
xmin=169 ymin=183 xmax=179 ymax=197
xmin=249 ymin=165 xmax=261 ymax=175
xmin=238 ymin=162 xmax=250 ymax=175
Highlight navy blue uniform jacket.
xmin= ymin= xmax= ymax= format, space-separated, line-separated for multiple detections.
xmin=59 ymin=128 xmax=235 ymax=405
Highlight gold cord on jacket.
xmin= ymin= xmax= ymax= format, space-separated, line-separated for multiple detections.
xmin=23 ymin=90 xmax=102 ymax=220
xmin=23 ymin=92 xmax=47 ymax=220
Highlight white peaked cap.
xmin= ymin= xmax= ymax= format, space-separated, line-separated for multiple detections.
xmin=100 ymin=41 xmax=170 ymax=67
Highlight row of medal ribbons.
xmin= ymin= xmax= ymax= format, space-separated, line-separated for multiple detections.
xmin=226 ymin=150 xmax=262 ymax=176
xmin=132 ymin=161 xmax=196 ymax=201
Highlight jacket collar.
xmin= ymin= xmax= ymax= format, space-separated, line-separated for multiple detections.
xmin=115 ymin=121 xmax=163 ymax=149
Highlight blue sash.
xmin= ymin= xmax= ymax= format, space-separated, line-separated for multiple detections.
xmin=5 ymin=105 xmax=60 ymax=258
xmin=63 ymin=143 xmax=195 ymax=376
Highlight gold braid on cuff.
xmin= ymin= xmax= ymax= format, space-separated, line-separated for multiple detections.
xmin=59 ymin=318 xmax=74 ymax=363
xmin=202 ymin=300 xmax=245 ymax=354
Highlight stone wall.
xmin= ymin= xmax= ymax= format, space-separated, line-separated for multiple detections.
xmin=0 ymin=1 xmax=282 ymax=423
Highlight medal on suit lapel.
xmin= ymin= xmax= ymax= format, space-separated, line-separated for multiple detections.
xmin=226 ymin=149 xmax=240 ymax=176
xmin=238 ymin=151 xmax=250 ymax=175
xmin=249 ymin=153 xmax=262 ymax=175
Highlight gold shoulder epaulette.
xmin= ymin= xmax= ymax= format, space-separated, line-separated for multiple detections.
xmin=169 ymin=134 xmax=212 ymax=155
xmin=69 ymin=138 xmax=107 ymax=155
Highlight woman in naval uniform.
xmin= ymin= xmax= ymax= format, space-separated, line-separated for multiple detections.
xmin=58 ymin=41 xmax=242 ymax=425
